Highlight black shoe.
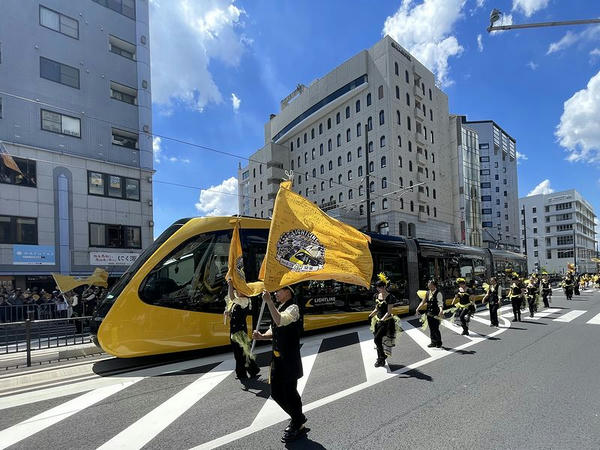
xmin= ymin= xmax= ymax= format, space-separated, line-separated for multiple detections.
xmin=427 ymin=343 xmax=436 ymax=348
xmin=374 ymin=359 xmax=386 ymax=367
xmin=284 ymin=416 xmax=307 ymax=433
xmin=248 ymin=369 xmax=260 ymax=379
xmin=436 ymin=343 xmax=443 ymax=348
xmin=282 ymin=426 xmax=309 ymax=443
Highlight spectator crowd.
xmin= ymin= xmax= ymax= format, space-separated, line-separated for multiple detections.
xmin=0 ymin=285 xmax=107 ymax=323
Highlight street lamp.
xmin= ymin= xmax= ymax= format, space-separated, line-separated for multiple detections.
xmin=487 ymin=8 xmax=600 ymax=33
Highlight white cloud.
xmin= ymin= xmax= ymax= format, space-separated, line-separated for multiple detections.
xmin=477 ymin=34 xmax=483 ymax=52
xmin=547 ymin=25 xmax=600 ymax=55
xmin=153 ymin=136 xmax=162 ymax=163
xmin=490 ymin=13 xmax=513 ymax=35
xmin=556 ymin=70 xmax=600 ymax=163
xmin=512 ymin=0 xmax=550 ymax=17
xmin=167 ymin=156 xmax=191 ymax=164
xmin=516 ymin=151 xmax=528 ymax=164
xmin=231 ymin=93 xmax=241 ymax=112
xmin=591 ymin=48 xmax=600 ymax=57
xmin=527 ymin=61 xmax=538 ymax=70
xmin=150 ymin=0 xmax=247 ymax=113
xmin=476 ymin=0 xmax=485 ymax=7
xmin=382 ymin=0 xmax=466 ymax=87
xmin=528 ymin=179 xmax=554 ymax=196
xmin=195 ymin=176 xmax=239 ymax=216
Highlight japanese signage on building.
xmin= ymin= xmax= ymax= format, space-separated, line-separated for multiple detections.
xmin=90 ymin=252 xmax=140 ymax=266
xmin=13 ymin=245 xmax=56 ymax=265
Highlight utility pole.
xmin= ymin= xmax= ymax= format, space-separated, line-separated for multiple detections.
xmin=487 ymin=9 xmax=600 ymax=33
xmin=521 ymin=205 xmax=527 ymax=256
xmin=573 ymin=226 xmax=577 ymax=272
xmin=364 ymin=123 xmax=371 ymax=233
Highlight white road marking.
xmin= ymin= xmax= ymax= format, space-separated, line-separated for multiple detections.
xmin=526 ymin=308 xmax=561 ymax=321
xmin=192 ymin=315 xmax=511 ymax=449
xmin=0 ymin=380 xmax=138 ymax=450
xmin=97 ymin=360 xmax=236 ymax=450
xmin=440 ymin=319 xmax=485 ymax=342
xmin=553 ymin=310 xmax=586 ymax=323
xmin=357 ymin=330 xmax=395 ymax=383
xmin=399 ymin=319 xmax=447 ymax=357
xmin=477 ymin=305 xmax=511 ymax=317
xmin=586 ymin=313 xmax=600 ymax=325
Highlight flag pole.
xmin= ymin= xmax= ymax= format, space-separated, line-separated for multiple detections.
xmin=250 ymin=298 xmax=266 ymax=354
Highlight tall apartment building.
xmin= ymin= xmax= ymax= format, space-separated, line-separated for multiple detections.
xmin=463 ymin=119 xmax=520 ymax=252
xmin=0 ymin=1 xmax=153 ymax=290
xmin=519 ymin=190 xmax=597 ymax=274
xmin=449 ymin=115 xmax=482 ymax=247
xmin=239 ymin=36 xmax=453 ymax=241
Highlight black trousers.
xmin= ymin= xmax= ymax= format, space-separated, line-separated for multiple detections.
xmin=489 ymin=303 xmax=499 ymax=326
xmin=373 ymin=322 xmax=387 ymax=361
xmin=428 ymin=316 xmax=442 ymax=346
xmin=527 ymin=297 xmax=536 ymax=317
xmin=542 ymin=292 xmax=550 ymax=308
xmin=565 ymin=287 xmax=573 ymax=300
xmin=270 ymin=375 xmax=305 ymax=427
xmin=458 ymin=308 xmax=470 ymax=333
xmin=511 ymin=298 xmax=522 ymax=321
xmin=231 ymin=338 xmax=259 ymax=378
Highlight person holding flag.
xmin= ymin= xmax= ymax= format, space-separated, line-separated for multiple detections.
xmin=252 ymin=286 xmax=306 ymax=443
xmin=225 ymin=220 xmax=263 ymax=382
xmin=255 ymin=177 xmax=373 ymax=443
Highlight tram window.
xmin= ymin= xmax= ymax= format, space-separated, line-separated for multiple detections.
xmin=139 ymin=230 xmax=231 ymax=313
xmin=374 ymin=253 xmax=408 ymax=305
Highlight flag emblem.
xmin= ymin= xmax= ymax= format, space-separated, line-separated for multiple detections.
xmin=235 ymin=256 xmax=246 ymax=281
xmin=275 ymin=229 xmax=325 ymax=272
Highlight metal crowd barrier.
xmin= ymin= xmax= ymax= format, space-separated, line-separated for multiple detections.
xmin=0 ymin=313 xmax=93 ymax=366
xmin=0 ymin=304 xmax=62 ymax=322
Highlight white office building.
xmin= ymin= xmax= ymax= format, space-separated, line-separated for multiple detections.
xmin=239 ymin=36 xmax=453 ymax=241
xmin=519 ymin=189 xmax=597 ymax=274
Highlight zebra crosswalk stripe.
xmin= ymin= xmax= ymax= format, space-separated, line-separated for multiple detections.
xmin=553 ymin=310 xmax=586 ymax=322
xmin=586 ymin=312 xmax=600 ymax=325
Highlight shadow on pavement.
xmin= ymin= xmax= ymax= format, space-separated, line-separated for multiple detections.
xmin=390 ymin=364 xmax=433 ymax=382
xmin=520 ymin=320 xmax=547 ymax=325
xmin=285 ymin=436 xmax=326 ymax=449
xmin=443 ymin=348 xmax=476 ymax=355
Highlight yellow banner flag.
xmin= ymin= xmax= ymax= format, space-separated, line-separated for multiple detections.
xmin=52 ymin=268 xmax=109 ymax=292
xmin=226 ymin=220 xmax=264 ymax=297
xmin=261 ymin=180 xmax=373 ymax=291
xmin=87 ymin=268 xmax=109 ymax=288
xmin=0 ymin=141 xmax=23 ymax=175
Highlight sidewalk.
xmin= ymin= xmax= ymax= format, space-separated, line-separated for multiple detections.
xmin=0 ymin=341 xmax=104 ymax=371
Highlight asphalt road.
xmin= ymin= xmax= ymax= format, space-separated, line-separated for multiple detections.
xmin=1 ymin=288 xmax=599 ymax=449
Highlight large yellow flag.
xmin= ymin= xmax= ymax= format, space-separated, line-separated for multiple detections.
xmin=52 ymin=268 xmax=109 ymax=292
xmin=87 ymin=268 xmax=109 ymax=288
xmin=261 ymin=180 xmax=373 ymax=291
xmin=226 ymin=220 xmax=264 ymax=297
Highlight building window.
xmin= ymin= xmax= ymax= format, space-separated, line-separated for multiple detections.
xmin=311 ymin=128 xmax=315 ymax=139
xmin=378 ymin=85 xmax=384 ymax=99
xmin=359 ymin=185 xmax=364 ymax=196
xmin=533 ymin=239 xmax=538 ymax=247
xmin=367 ymin=116 xmax=373 ymax=131
xmin=328 ymin=139 xmax=332 ymax=151
xmin=380 ymin=136 xmax=386 ymax=147
xmin=336 ymin=112 xmax=341 ymax=124
xmin=480 ymin=156 xmax=490 ymax=162
xmin=0 ymin=215 xmax=37 ymax=245
xmin=359 ymin=205 xmax=364 ymax=215
xmin=409 ymin=161 xmax=413 ymax=172
xmin=381 ymin=156 xmax=387 ymax=168
xmin=319 ymin=123 xmax=323 ymax=134
xmin=109 ymin=34 xmax=136 ymax=60
xmin=481 ymin=182 xmax=491 ymax=188
xmin=406 ymin=93 xmax=410 ymax=106
xmin=355 ymin=100 xmax=361 ymax=113
xmin=410 ymin=201 xmax=414 ymax=212
xmin=379 ymin=110 xmax=385 ymax=125
xmin=91 ymin=0 xmax=136 ymax=19
xmin=357 ymin=123 xmax=362 ymax=137
xmin=41 ymin=109 xmax=81 ymax=137
xmin=370 ymin=201 xmax=375 ymax=213
xmin=304 ymin=133 xmax=307 ymax=143
xmin=369 ymin=161 xmax=374 ymax=173
xmin=39 ymin=5 xmax=79 ymax=39
xmin=482 ymin=221 xmax=493 ymax=228
xmin=482 ymin=208 xmax=492 ymax=214
xmin=327 ymin=118 xmax=331 ymax=129
xmin=394 ymin=62 xmax=399 ymax=75
xmin=357 ymin=147 xmax=363 ymax=158
xmin=366 ymin=93 xmax=372 ymax=106
xmin=405 ymin=70 xmax=409 ymax=83
xmin=482 ymin=195 xmax=491 ymax=201
xmin=547 ymin=250 xmax=552 ymax=259
xmin=338 ymin=156 xmax=342 ymax=167
xmin=345 ymin=106 xmax=350 ymax=119
xmin=312 ymin=148 xmax=315 ymax=160
xmin=407 ymin=116 xmax=411 ymax=131
xmin=347 ymin=152 xmax=352 ymax=163
xmin=89 ymin=223 xmax=141 ymax=248
xmin=358 ymin=166 xmax=363 ymax=177
xmin=346 ymin=129 xmax=351 ymax=142
xmin=328 ymin=161 xmax=333 ymax=170
xmin=319 ymin=143 xmax=323 ymax=156
xmin=0 ymin=96 xmax=2 ymax=118
xmin=368 ymin=141 xmax=373 ymax=153
xmin=0 ymin=156 xmax=37 ymax=188
xmin=112 ymin=128 xmax=138 ymax=149
xmin=88 ymin=171 xmax=140 ymax=200
xmin=382 ymin=177 xmax=387 ymax=189
xmin=110 ymin=81 xmax=137 ymax=105
xmin=480 ymin=169 xmax=490 ymax=175
xmin=40 ymin=56 xmax=79 ymax=89
xmin=329 ymin=178 xmax=333 ymax=188
xmin=348 ymin=170 xmax=352 ymax=180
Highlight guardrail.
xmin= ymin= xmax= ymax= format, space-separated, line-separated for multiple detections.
xmin=0 ymin=303 xmax=95 ymax=323
xmin=0 ymin=314 xmax=93 ymax=366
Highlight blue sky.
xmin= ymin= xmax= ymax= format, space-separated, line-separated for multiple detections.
xmin=149 ymin=0 xmax=600 ymax=236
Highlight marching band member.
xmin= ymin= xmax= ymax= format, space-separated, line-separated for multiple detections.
xmin=541 ymin=273 xmax=552 ymax=308
xmin=224 ymin=279 xmax=260 ymax=381
xmin=368 ymin=274 xmax=399 ymax=367
xmin=452 ymin=278 xmax=474 ymax=336
xmin=416 ymin=280 xmax=444 ymax=348
xmin=509 ymin=274 xmax=523 ymax=322
xmin=252 ymin=286 xmax=308 ymax=443
xmin=483 ymin=277 xmax=501 ymax=327
xmin=563 ymin=272 xmax=574 ymax=301
xmin=524 ymin=279 xmax=538 ymax=318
